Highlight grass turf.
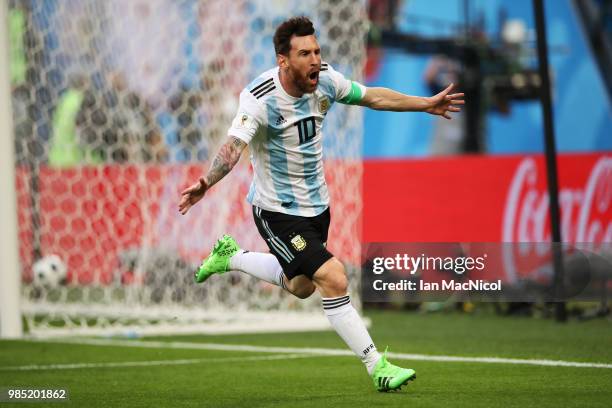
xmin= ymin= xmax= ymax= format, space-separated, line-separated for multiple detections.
xmin=1 ymin=310 xmax=611 ymax=407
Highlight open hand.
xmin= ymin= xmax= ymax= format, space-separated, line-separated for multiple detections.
xmin=178 ymin=177 xmax=208 ymax=215
xmin=426 ymin=83 xmax=465 ymax=120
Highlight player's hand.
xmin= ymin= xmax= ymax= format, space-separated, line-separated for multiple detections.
xmin=425 ymin=83 xmax=465 ymax=120
xmin=179 ymin=177 xmax=208 ymax=215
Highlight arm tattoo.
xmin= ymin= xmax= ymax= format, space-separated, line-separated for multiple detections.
xmin=204 ymin=137 xmax=246 ymax=188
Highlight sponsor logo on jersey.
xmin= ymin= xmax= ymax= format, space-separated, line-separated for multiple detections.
xmin=290 ymin=235 xmax=307 ymax=251
xmin=275 ymin=115 xmax=287 ymax=126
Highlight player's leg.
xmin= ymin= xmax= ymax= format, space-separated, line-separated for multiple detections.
xmin=230 ymin=249 xmax=315 ymax=298
xmin=311 ymin=257 xmax=381 ymax=372
xmin=312 ymin=257 xmax=416 ymax=392
xmin=195 ymin=207 xmax=316 ymax=299
xmin=229 ymin=249 xmax=287 ymax=288
xmin=247 ymin=206 xmax=325 ymax=298
xmin=249 ymin=207 xmax=395 ymax=381
xmin=284 ymin=274 xmax=316 ymax=299
xmin=195 ymin=234 xmax=289 ymax=290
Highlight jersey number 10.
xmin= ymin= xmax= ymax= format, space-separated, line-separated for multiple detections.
xmin=294 ymin=117 xmax=316 ymax=145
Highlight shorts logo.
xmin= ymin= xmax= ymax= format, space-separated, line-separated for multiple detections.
xmin=290 ymin=235 xmax=307 ymax=251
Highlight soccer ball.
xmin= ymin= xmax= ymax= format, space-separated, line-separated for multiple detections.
xmin=33 ymin=255 xmax=67 ymax=287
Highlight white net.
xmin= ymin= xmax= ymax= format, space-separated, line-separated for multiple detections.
xmin=9 ymin=0 xmax=367 ymax=337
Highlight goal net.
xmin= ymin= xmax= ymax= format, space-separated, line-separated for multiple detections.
xmin=8 ymin=0 xmax=367 ymax=337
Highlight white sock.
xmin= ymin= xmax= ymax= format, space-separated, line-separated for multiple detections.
xmin=229 ymin=251 xmax=288 ymax=290
xmin=323 ymin=295 xmax=382 ymax=375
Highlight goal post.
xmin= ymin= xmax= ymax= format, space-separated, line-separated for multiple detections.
xmin=0 ymin=0 xmax=23 ymax=339
xmin=10 ymin=0 xmax=367 ymax=337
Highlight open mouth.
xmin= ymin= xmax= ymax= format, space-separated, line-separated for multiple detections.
xmin=308 ymin=71 xmax=319 ymax=85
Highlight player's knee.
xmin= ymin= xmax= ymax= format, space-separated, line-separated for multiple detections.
xmin=294 ymin=284 xmax=316 ymax=299
xmin=322 ymin=258 xmax=348 ymax=295
xmin=331 ymin=271 xmax=348 ymax=295
xmin=287 ymin=275 xmax=316 ymax=299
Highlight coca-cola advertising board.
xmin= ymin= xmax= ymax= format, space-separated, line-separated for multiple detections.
xmin=364 ymin=153 xmax=611 ymax=244
xmin=362 ymin=153 xmax=611 ymax=300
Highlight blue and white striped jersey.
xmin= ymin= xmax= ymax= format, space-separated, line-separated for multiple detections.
xmin=228 ymin=63 xmax=365 ymax=217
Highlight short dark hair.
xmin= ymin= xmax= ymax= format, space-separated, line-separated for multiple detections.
xmin=273 ymin=16 xmax=315 ymax=56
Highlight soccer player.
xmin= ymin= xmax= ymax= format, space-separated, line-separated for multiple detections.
xmin=179 ymin=16 xmax=464 ymax=392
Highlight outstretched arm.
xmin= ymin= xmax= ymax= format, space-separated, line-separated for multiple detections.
xmin=178 ymin=136 xmax=247 ymax=215
xmin=358 ymin=83 xmax=465 ymax=119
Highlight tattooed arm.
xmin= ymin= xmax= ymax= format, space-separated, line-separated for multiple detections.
xmin=178 ymin=136 xmax=247 ymax=215
xmin=204 ymin=136 xmax=247 ymax=187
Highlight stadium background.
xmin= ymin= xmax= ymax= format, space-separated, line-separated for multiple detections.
xmin=1 ymin=0 xmax=611 ymax=407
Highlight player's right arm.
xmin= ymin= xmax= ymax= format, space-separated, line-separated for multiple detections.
xmin=178 ymin=136 xmax=247 ymax=215
xmin=179 ymin=90 xmax=263 ymax=215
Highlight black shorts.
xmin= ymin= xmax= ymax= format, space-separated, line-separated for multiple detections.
xmin=252 ymin=206 xmax=333 ymax=280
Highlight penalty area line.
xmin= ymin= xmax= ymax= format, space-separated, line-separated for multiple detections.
xmin=25 ymin=337 xmax=612 ymax=370
xmin=0 ymin=353 xmax=312 ymax=371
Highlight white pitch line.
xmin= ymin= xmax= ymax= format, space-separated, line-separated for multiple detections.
xmin=0 ymin=353 xmax=311 ymax=372
xmin=23 ymin=337 xmax=612 ymax=369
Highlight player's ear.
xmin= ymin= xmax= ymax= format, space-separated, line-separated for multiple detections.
xmin=277 ymin=54 xmax=288 ymax=70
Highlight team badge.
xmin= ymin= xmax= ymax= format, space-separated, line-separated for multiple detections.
xmin=318 ymin=96 xmax=330 ymax=114
xmin=290 ymin=235 xmax=307 ymax=251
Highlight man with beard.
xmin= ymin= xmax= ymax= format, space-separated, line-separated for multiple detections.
xmin=179 ymin=16 xmax=464 ymax=392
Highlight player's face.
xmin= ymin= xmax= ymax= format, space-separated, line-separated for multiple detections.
xmin=286 ymin=35 xmax=322 ymax=94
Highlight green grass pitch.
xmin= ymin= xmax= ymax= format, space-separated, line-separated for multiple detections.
xmin=1 ymin=310 xmax=611 ymax=407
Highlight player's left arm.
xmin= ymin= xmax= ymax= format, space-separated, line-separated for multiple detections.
xmin=357 ymin=83 xmax=465 ymax=120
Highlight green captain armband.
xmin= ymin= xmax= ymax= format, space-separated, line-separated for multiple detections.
xmin=338 ymin=81 xmax=366 ymax=105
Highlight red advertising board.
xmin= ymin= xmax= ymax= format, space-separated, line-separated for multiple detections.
xmin=363 ymin=153 xmax=611 ymax=244
xmin=16 ymin=153 xmax=610 ymax=284
xmin=363 ymin=153 xmax=611 ymax=284
xmin=16 ymin=161 xmax=361 ymax=284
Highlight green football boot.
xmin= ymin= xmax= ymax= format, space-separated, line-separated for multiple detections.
xmin=195 ymin=235 xmax=241 ymax=283
xmin=371 ymin=347 xmax=416 ymax=392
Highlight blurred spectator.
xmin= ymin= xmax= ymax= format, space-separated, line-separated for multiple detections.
xmin=75 ymin=71 xmax=167 ymax=165
xmin=10 ymin=0 xmax=43 ymax=166
xmin=49 ymin=71 xmax=167 ymax=167
xmin=48 ymin=74 xmax=89 ymax=167
xmin=604 ymin=0 xmax=612 ymax=34
xmin=424 ymin=55 xmax=465 ymax=155
xmin=102 ymin=72 xmax=167 ymax=163
xmin=368 ymin=0 xmax=402 ymax=31
xmin=199 ymin=58 xmax=238 ymax=153
xmin=166 ymin=84 xmax=205 ymax=162
xmin=8 ymin=0 xmax=26 ymax=88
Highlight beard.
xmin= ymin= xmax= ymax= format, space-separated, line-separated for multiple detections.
xmin=288 ymin=66 xmax=318 ymax=94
